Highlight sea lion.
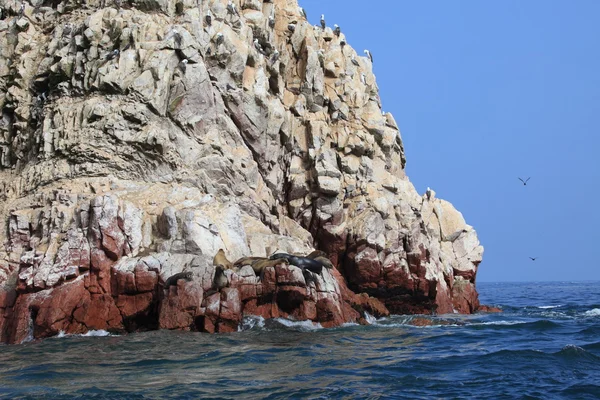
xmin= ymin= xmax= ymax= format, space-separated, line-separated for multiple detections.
xmin=269 ymin=253 xmax=324 ymax=274
xmin=249 ymin=258 xmax=289 ymax=275
xmin=205 ymin=265 xmax=228 ymax=297
xmin=164 ymin=271 xmax=193 ymax=288
xmin=213 ymin=249 xmax=233 ymax=270
xmin=233 ymin=256 xmax=265 ymax=269
xmin=306 ymin=250 xmax=327 ymax=259
xmin=305 ymin=250 xmax=334 ymax=269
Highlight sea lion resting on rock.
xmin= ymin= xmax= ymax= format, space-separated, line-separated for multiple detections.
xmin=213 ymin=249 xmax=233 ymax=270
xmin=233 ymin=257 xmax=289 ymax=276
xmin=233 ymin=256 xmax=264 ymax=270
xmin=269 ymin=253 xmax=326 ymax=274
xmin=305 ymin=250 xmax=334 ymax=270
xmin=164 ymin=271 xmax=193 ymax=288
xmin=205 ymin=265 xmax=229 ymax=297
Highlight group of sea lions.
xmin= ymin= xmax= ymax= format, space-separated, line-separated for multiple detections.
xmin=162 ymin=249 xmax=335 ymax=292
xmin=228 ymin=249 xmax=334 ymax=275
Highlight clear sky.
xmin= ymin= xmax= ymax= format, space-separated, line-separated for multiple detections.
xmin=299 ymin=0 xmax=600 ymax=282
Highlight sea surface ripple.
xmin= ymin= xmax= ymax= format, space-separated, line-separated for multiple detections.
xmin=1 ymin=281 xmax=599 ymax=399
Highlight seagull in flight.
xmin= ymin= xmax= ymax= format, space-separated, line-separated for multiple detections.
xmin=529 ymin=257 xmax=537 ymax=261
xmin=518 ymin=177 xmax=531 ymax=186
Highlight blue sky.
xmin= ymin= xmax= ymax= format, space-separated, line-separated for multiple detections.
xmin=299 ymin=0 xmax=600 ymax=282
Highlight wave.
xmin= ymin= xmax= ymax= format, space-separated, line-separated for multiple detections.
xmin=238 ymin=316 xmax=323 ymax=332
xmin=238 ymin=316 xmax=266 ymax=331
xmin=366 ymin=315 xmax=466 ymax=329
xmin=54 ymin=330 xmax=115 ymax=339
xmin=364 ymin=312 xmax=377 ymax=325
xmin=272 ymin=318 xmax=323 ymax=331
xmin=583 ymin=308 xmax=600 ymax=317
xmin=554 ymin=344 xmax=600 ymax=361
xmin=537 ymin=305 xmax=563 ymax=309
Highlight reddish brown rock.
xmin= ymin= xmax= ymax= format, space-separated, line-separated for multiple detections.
xmin=158 ymin=280 xmax=204 ymax=330
xmin=116 ymin=292 xmax=155 ymax=318
xmin=135 ymin=266 xmax=158 ymax=293
xmin=452 ymin=278 xmax=480 ymax=314
xmin=316 ymin=293 xmax=346 ymax=328
xmin=218 ymin=288 xmax=242 ymax=332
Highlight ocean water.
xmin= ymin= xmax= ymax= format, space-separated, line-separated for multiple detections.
xmin=0 ymin=281 xmax=599 ymax=399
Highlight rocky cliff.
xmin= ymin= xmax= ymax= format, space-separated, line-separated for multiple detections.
xmin=0 ymin=0 xmax=484 ymax=343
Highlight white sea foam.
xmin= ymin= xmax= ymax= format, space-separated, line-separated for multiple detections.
xmin=274 ymin=318 xmax=323 ymax=331
xmin=584 ymin=308 xmax=600 ymax=317
xmin=537 ymin=305 xmax=563 ymax=309
xmin=53 ymin=330 xmax=114 ymax=339
xmin=83 ymin=330 xmax=112 ymax=337
xmin=238 ymin=316 xmax=266 ymax=331
xmin=472 ymin=320 xmax=526 ymax=326
xmin=364 ymin=312 xmax=377 ymax=325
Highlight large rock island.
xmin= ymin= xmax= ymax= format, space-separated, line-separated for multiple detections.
xmin=0 ymin=0 xmax=484 ymax=343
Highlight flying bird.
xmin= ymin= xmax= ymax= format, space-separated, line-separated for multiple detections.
xmin=529 ymin=257 xmax=537 ymax=261
xmin=518 ymin=177 xmax=531 ymax=186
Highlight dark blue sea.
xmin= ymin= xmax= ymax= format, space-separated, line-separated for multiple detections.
xmin=1 ymin=281 xmax=599 ymax=399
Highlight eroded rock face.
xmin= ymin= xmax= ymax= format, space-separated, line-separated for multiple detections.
xmin=0 ymin=0 xmax=483 ymax=343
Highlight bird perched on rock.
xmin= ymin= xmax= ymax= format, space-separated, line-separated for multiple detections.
xmin=106 ymin=49 xmax=119 ymax=60
xmin=410 ymin=206 xmax=422 ymax=217
xmin=320 ymin=14 xmax=326 ymax=29
xmin=288 ymin=23 xmax=296 ymax=32
xmin=166 ymin=29 xmax=182 ymax=49
xmin=298 ymin=6 xmax=307 ymax=19
xmin=268 ymin=8 xmax=275 ymax=28
xmin=178 ymin=58 xmax=188 ymax=73
xmin=253 ymin=38 xmax=264 ymax=55
xmin=364 ymin=49 xmax=373 ymax=63
xmin=360 ymin=73 xmax=367 ymax=85
xmin=19 ymin=1 xmax=25 ymax=17
xmin=333 ymin=24 xmax=341 ymax=37
xmin=518 ymin=177 xmax=531 ymax=186
xmin=227 ymin=0 xmax=239 ymax=16
xmin=269 ymin=49 xmax=280 ymax=64
xmin=215 ymin=32 xmax=224 ymax=45
xmin=205 ymin=9 xmax=212 ymax=26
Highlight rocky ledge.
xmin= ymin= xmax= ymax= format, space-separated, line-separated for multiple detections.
xmin=0 ymin=0 xmax=484 ymax=343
